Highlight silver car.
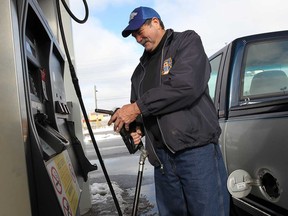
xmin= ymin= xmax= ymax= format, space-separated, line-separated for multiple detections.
xmin=208 ymin=30 xmax=288 ymax=215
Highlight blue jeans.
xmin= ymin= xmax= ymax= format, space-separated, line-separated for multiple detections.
xmin=154 ymin=144 xmax=230 ymax=216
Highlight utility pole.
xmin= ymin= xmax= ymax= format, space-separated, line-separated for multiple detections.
xmin=94 ymin=85 xmax=98 ymax=110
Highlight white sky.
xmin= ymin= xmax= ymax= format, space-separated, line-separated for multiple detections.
xmin=69 ymin=0 xmax=288 ymax=113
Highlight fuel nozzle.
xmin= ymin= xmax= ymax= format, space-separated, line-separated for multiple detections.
xmin=119 ymin=122 xmax=143 ymax=154
xmin=95 ymin=108 xmax=143 ymax=154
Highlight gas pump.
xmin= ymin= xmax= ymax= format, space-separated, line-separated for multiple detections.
xmin=1 ymin=0 xmax=129 ymax=215
xmin=13 ymin=0 xmax=96 ymax=215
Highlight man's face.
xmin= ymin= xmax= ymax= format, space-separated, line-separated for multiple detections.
xmin=132 ymin=18 xmax=163 ymax=52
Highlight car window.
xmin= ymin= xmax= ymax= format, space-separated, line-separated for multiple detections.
xmin=209 ymin=54 xmax=222 ymax=101
xmin=241 ymin=39 xmax=288 ymax=100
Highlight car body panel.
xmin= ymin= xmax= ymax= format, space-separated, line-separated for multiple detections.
xmin=209 ymin=30 xmax=288 ymax=215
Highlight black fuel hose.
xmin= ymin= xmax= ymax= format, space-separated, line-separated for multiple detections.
xmin=55 ymin=1 xmax=122 ymax=215
xmin=60 ymin=0 xmax=88 ymax=24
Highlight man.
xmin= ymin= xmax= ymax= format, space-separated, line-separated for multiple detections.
xmin=108 ymin=6 xmax=230 ymax=216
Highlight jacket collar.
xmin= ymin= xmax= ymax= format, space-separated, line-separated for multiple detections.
xmin=139 ymin=29 xmax=174 ymax=63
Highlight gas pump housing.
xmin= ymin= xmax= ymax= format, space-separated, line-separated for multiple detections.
xmin=0 ymin=0 xmax=96 ymax=215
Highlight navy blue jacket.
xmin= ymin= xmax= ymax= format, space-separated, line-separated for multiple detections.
xmin=130 ymin=29 xmax=221 ymax=166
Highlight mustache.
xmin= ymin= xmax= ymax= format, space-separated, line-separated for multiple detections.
xmin=140 ymin=38 xmax=149 ymax=46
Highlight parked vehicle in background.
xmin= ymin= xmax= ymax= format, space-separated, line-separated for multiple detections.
xmin=208 ymin=30 xmax=288 ymax=216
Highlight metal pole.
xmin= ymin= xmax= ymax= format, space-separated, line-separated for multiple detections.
xmin=132 ymin=147 xmax=148 ymax=216
xmin=94 ymin=85 xmax=98 ymax=110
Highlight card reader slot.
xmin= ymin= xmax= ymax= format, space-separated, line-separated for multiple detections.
xmin=38 ymin=137 xmax=57 ymax=161
xmin=35 ymin=121 xmax=67 ymax=156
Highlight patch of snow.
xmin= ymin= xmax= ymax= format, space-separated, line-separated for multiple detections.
xmin=90 ymin=181 xmax=124 ymax=206
xmin=83 ymin=130 xmax=120 ymax=143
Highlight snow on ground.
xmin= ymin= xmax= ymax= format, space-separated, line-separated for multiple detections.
xmin=82 ymin=126 xmax=158 ymax=215
xmin=87 ymin=180 xmax=157 ymax=216
xmin=90 ymin=181 xmax=124 ymax=205
xmin=83 ymin=126 xmax=120 ymax=143
xmin=83 ymin=125 xmax=114 ymax=134
xmin=94 ymin=133 xmax=120 ymax=141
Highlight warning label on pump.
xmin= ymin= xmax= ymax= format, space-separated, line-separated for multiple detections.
xmin=46 ymin=150 xmax=81 ymax=216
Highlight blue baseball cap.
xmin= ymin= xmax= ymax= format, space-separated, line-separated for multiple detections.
xmin=122 ymin=6 xmax=161 ymax=38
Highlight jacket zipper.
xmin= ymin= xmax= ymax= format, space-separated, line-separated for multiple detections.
xmin=139 ymin=62 xmax=164 ymax=173
xmin=144 ymin=126 xmax=165 ymax=174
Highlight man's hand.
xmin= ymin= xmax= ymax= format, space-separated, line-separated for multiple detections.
xmin=108 ymin=102 xmax=141 ymax=132
xmin=130 ymin=126 xmax=143 ymax=145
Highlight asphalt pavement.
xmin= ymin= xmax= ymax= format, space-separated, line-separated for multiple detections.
xmin=82 ymin=133 xmax=158 ymax=216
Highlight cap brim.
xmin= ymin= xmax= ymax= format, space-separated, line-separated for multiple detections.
xmin=122 ymin=29 xmax=133 ymax=38
xmin=122 ymin=19 xmax=145 ymax=38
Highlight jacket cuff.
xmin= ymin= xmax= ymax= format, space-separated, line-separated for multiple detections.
xmin=136 ymin=99 xmax=149 ymax=116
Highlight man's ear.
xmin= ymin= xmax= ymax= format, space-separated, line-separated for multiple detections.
xmin=151 ymin=17 xmax=160 ymax=27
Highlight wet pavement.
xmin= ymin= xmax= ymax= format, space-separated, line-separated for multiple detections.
xmin=82 ymin=134 xmax=158 ymax=216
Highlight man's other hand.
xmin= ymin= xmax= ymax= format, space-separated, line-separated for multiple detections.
xmin=130 ymin=126 xmax=143 ymax=145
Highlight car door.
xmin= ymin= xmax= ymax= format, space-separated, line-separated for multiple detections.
xmin=222 ymin=33 xmax=288 ymax=214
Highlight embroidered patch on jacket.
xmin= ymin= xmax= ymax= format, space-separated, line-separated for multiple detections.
xmin=162 ymin=57 xmax=173 ymax=75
